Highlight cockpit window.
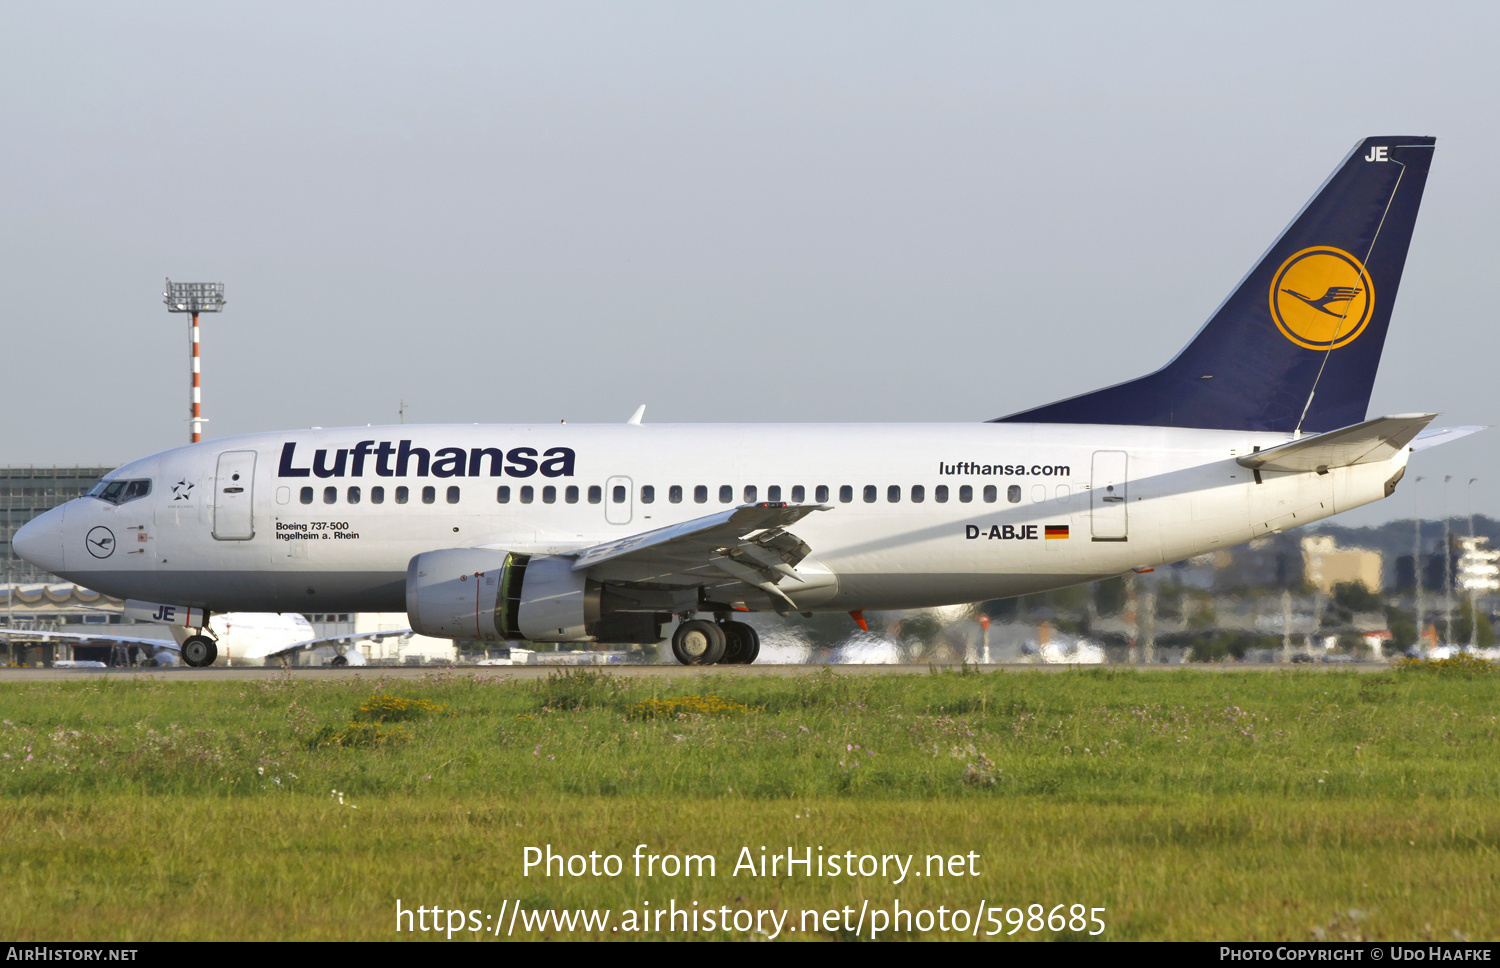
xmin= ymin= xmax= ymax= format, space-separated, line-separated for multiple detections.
xmin=88 ymin=479 xmax=152 ymax=505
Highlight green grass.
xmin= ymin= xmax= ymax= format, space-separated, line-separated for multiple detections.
xmin=2 ymin=666 xmax=1498 ymax=940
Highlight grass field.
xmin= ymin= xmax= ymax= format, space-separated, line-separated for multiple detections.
xmin=2 ymin=663 xmax=1498 ymax=941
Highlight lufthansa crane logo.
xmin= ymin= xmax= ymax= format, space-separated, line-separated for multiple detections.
xmin=1268 ymin=246 xmax=1374 ymax=350
xmin=86 ymin=526 xmax=116 ymax=559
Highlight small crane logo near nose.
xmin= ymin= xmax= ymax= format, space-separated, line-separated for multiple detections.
xmin=86 ymin=526 xmax=116 ymax=559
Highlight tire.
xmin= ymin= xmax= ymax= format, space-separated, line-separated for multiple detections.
xmin=181 ymin=635 xmax=217 ymax=668
xmin=330 ymin=655 xmax=349 ymax=668
xmin=672 ymin=620 xmax=726 ymax=665
xmin=720 ymin=621 xmax=760 ymax=665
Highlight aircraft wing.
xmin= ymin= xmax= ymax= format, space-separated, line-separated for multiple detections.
xmin=565 ymin=502 xmax=832 ymax=612
xmin=263 ymin=628 xmax=413 ymax=660
xmin=0 ymin=627 xmax=179 ymax=652
xmin=1236 ymin=413 xmax=1437 ymax=473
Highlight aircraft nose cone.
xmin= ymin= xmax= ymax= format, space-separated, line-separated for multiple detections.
xmin=14 ymin=505 xmax=66 ymax=573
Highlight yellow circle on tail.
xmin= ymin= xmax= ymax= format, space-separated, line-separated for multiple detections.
xmin=1268 ymin=246 xmax=1374 ymax=350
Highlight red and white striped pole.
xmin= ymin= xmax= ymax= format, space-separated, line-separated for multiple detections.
xmin=164 ymin=280 xmax=223 ymax=444
xmin=190 ymin=310 xmax=202 ymax=443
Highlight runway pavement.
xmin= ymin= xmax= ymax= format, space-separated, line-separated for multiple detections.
xmin=0 ymin=661 xmax=1394 ymax=682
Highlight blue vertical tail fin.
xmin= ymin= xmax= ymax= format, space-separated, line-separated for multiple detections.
xmin=994 ymin=136 xmax=1436 ymax=432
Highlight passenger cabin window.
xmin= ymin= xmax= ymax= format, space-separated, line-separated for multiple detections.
xmin=566 ymin=485 xmax=579 ymax=504
xmin=347 ymin=486 xmax=361 ymax=504
xmin=959 ymin=485 xmax=973 ymax=503
xmin=542 ymin=486 xmax=556 ymax=504
xmin=447 ymin=486 xmax=461 ymax=504
xmin=613 ymin=485 xmax=627 ymax=504
xmin=768 ymin=485 xmax=782 ymax=502
xmin=983 ymin=485 xmax=997 ymax=503
xmin=396 ymin=486 xmax=409 ymax=504
xmin=911 ymin=484 xmax=925 ymax=503
xmin=863 ymin=485 xmax=877 ymax=504
xmin=324 ymin=486 xmax=337 ymax=505
xmin=694 ymin=485 xmax=708 ymax=504
xmin=669 ymin=485 xmax=683 ymax=504
xmin=719 ymin=485 xmax=732 ymax=504
xmin=792 ymin=485 xmax=805 ymax=503
xmin=588 ymin=485 xmax=602 ymax=504
xmin=839 ymin=485 xmax=853 ymax=503
xmin=887 ymin=485 xmax=900 ymax=503
xmin=1032 ymin=484 xmax=1046 ymax=503
xmin=1008 ymin=485 xmax=1022 ymax=503
xmin=497 ymin=486 xmax=511 ymax=504
xmin=422 ymin=486 xmax=436 ymax=505
xmin=744 ymin=485 xmax=757 ymax=503
xmin=641 ymin=485 xmax=655 ymax=504
xmin=520 ymin=486 xmax=534 ymax=504
xmin=371 ymin=486 xmax=385 ymax=504
xmin=300 ymin=486 xmax=314 ymax=505
xmin=935 ymin=485 xmax=949 ymax=503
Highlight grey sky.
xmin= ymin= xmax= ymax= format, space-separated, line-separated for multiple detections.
xmin=2 ymin=2 xmax=1496 ymax=527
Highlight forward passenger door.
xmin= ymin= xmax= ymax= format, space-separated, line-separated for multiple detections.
xmin=213 ymin=451 xmax=257 ymax=540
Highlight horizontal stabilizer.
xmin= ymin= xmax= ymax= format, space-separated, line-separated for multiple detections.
xmin=1236 ymin=413 xmax=1435 ymax=473
xmin=1410 ymin=425 xmax=1488 ymax=452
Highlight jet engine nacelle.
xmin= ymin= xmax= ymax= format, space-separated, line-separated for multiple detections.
xmin=405 ymin=548 xmax=596 ymax=642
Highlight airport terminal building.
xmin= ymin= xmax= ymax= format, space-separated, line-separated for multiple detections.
xmin=1 ymin=466 xmax=113 ymax=586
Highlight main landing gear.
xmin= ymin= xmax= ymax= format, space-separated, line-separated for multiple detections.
xmin=181 ymin=633 xmax=218 ymax=668
xmin=671 ymin=618 xmax=760 ymax=666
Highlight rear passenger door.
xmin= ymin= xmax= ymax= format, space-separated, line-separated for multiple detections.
xmin=1090 ymin=450 xmax=1128 ymax=541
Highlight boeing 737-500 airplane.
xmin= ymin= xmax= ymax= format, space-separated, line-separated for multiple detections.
xmin=14 ymin=136 xmax=1480 ymax=665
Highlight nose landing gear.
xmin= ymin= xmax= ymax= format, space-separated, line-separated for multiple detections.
xmin=181 ymin=633 xmax=218 ymax=667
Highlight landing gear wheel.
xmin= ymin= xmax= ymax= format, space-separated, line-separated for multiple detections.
xmin=720 ymin=621 xmax=760 ymax=665
xmin=181 ymin=635 xmax=217 ymax=668
xmin=330 ymin=654 xmax=349 ymax=668
xmin=672 ymin=620 xmax=726 ymax=665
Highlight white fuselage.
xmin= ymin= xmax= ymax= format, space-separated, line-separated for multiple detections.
xmin=21 ymin=421 xmax=1408 ymax=620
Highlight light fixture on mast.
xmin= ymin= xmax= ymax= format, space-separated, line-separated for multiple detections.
xmin=163 ymin=280 xmax=226 ymax=443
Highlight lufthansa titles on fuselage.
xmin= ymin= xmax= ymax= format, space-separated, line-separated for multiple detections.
xmin=938 ymin=461 xmax=1070 ymax=477
xmin=277 ymin=441 xmax=576 ymax=480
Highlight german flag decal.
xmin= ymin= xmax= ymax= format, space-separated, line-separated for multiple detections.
xmin=1045 ymin=525 xmax=1070 ymax=540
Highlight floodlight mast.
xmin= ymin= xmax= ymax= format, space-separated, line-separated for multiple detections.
xmin=163 ymin=280 xmax=225 ymax=443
